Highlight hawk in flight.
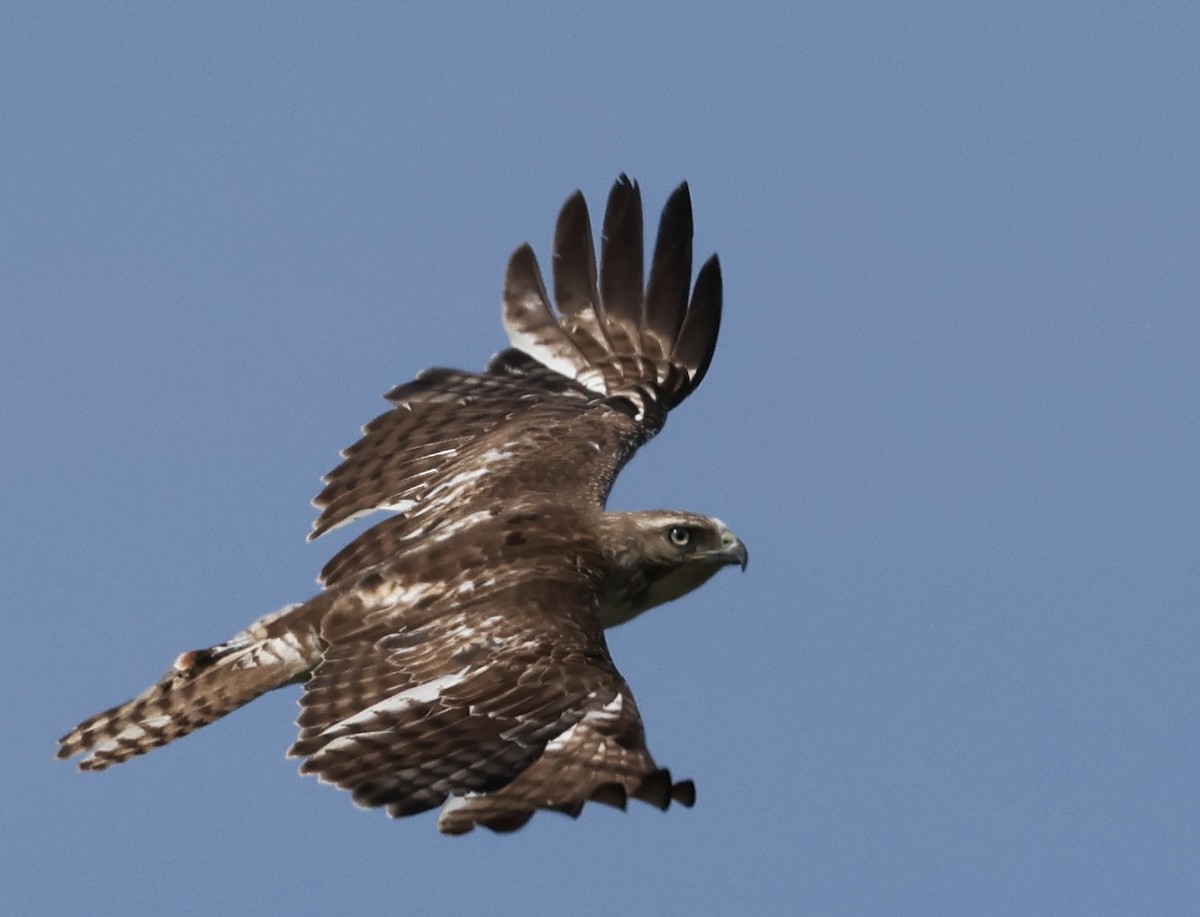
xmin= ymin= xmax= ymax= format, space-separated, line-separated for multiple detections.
xmin=57 ymin=176 xmax=746 ymax=834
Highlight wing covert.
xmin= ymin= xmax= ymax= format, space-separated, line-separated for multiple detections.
xmin=311 ymin=176 xmax=722 ymax=586
xmin=292 ymin=520 xmax=688 ymax=833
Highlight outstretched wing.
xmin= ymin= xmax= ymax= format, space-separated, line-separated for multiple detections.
xmin=291 ymin=516 xmax=693 ymax=834
xmin=310 ymin=177 xmax=721 ymax=586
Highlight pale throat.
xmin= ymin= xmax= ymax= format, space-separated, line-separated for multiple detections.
xmin=597 ymin=562 xmax=721 ymax=628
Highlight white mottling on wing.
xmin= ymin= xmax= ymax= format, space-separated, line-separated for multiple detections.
xmin=544 ymin=693 xmax=623 ymax=752
xmin=312 ymin=729 xmax=392 ymax=758
xmin=424 ymin=467 xmax=488 ymax=500
xmin=143 ymin=714 xmax=172 ymax=729
xmin=321 ymin=668 xmax=471 ymax=735
xmin=505 ymin=304 xmax=582 ymax=383
xmin=576 ymin=366 xmax=609 ymax=394
xmin=317 ymin=507 xmax=374 ymax=535
xmin=255 ymin=632 xmax=309 ymax=668
xmin=381 ymin=498 xmax=418 ymax=514
xmin=115 ymin=724 xmax=146 ymax=742
xmin=375 ymin=581 xmax=435 ymax=607
xmin=479 ymin=448 xmax=514 ymax=463
xmin=443 ymin=580 xmax=485 ymax=606
xmin=545 ymin=720 xmax=583 ymax=752
xmin=429 ymin=509 xmax=494 ymax=542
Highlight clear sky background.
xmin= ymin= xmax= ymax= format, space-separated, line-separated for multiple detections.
xmin=4 ymin=3 xmax=1198 ymax=915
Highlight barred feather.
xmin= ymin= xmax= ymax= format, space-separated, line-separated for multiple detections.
xmin=58 ymin=178 xmax=740 ymax=836
xmin=309 ymin=177 xmax=722 ymax=582
xmin=57 ymin=604 xmax=324 ymax=770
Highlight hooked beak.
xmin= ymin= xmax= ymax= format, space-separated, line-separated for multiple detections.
xmin=718 ymin=529 xmax=748 ymax=571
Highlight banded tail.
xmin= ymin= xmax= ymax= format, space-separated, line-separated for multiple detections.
xmin=56 ymin=603 xmax=323 ymax=771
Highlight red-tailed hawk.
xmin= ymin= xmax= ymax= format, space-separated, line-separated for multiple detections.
xmin=57 ymin=176 xmax=746 ymax=834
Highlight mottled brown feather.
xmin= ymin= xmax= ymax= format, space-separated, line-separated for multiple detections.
xmin=56 ymin=603 xmax=325 ymax=770
xmin=57 ymin=177 xmax=731 ymax=837
xmin=312 ymin=176 xmax=723 ymax=591
xmin=292 ymin=513 xmax=684 ymax=831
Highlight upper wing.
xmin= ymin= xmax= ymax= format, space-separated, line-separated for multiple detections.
xmin=291 ymin=517 xmax=693 ymax=834
xmin=310 ymin=177 xmax=721 ymax=584
xmin=309 ymin=354 xmax=601 ymax=542
xmin=502 ymin=176 xmax=722 ymax=420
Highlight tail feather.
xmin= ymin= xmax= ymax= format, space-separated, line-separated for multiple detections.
xmin=56 ymin=603 xmax=323 ymax=771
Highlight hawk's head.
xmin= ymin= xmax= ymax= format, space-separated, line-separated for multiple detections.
xmin=596 ymin=510 xmax=747 ymax=628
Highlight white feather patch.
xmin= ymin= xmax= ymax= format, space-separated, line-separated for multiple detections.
xmin=424 ymin=467 xmax=488 ymax=500
xmin=544 ymin=693 xmax=624 ymax=752
xmin=381 ymin=498 xmax=419 ymax=514
xmin=319 ymin=667 xmax=471 ymax=736
xmin=428 ymin=509 xmax=494 ymax=543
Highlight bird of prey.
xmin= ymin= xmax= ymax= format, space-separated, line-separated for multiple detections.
xmin=57 ymin=176 xmax=746 ymax=834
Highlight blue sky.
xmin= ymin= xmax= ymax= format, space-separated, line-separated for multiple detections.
xmin=4 ymin=3 xmax=1198 ymax=914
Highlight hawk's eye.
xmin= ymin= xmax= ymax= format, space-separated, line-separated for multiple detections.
xmin=667 ymin=526 xmax=691 ymax=547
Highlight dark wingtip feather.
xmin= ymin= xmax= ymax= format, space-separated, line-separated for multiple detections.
xmin=480 ymin=810 xmax=535 ymax=834
xmin=504 ymin=243 xmax=551 ymax=314
xmin=670 ymin=253 xmax=722 ymax=404
xmin=552 ymin=189 xmax=610 ymax=371
xmin=552 ymin=190 xmax=599 ymax=315
xmin=589 ymin=782 xmax=630 ymax=810
xmin=503 ymin=242 xmax=588 ymax=376
xmin=672 ymin=779 xmax=697 ymax=808
xmin=643 ymin=182 xmax=694 ymax=354
xmin=599 ymin=177 xmax=645 ymax=326
xmin=633 ymin=769 xmax=674 ymax=810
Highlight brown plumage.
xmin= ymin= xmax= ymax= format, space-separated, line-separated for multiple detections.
xmin=57 ymin=176 xmax=746 ymax=834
